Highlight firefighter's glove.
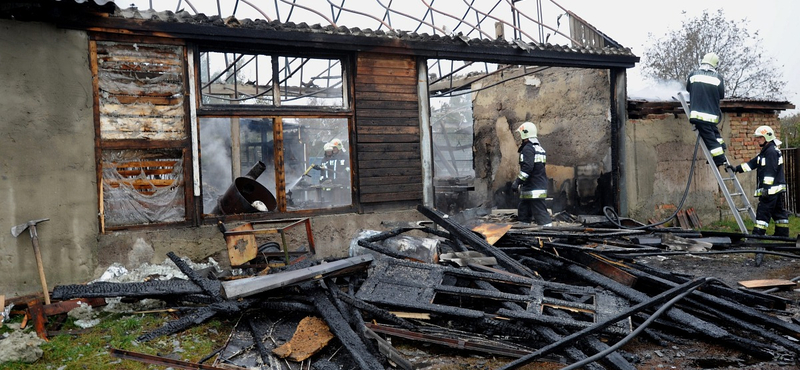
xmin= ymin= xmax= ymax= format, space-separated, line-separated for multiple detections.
xmin=312 ymin=164 xmax=322 ymax=170
xmin=511 ymin=178 xmax=521 ymax=192
xmin=725 ymin=164 xmax=737 ymax=173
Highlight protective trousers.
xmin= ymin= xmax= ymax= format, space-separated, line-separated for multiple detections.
xmin=518 ymin=198 xmax=552 ymax=225
xmin=753 ymin=193 xmax=790 ymax=236
xmin=692 ymin=120 xmax=727 ymax=166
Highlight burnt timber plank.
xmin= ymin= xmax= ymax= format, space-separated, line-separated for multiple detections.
xmin=357 ymin=126 xmax=419 ymax=135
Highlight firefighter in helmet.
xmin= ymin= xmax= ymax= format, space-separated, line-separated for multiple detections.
xmin=511 ymin=121 xmax=552 ymax=226
xmin=730 ymin=125 xmax=790 ymax=236
xmin=686 ymin=52 xmax=729 ymax=168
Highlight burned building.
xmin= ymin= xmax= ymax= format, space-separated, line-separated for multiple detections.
xmin=2 ymin=0 xmax=640 ymax=296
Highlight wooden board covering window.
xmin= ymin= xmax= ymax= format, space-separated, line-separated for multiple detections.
xmin=93 ymin=39 xmax=190 ymax=229
xmin=355 ymin=53 xmax=423 ymax=204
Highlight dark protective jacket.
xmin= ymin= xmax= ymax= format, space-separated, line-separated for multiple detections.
xmin=516 ymin=138 xmax=548 ymax=199
xmin=737 ymin=140 xmax=786 ymax=197
xmin=319 ymin=151 xmax=350 ymax=184
xmin=686 ymin=66 xmax=725 ymax=124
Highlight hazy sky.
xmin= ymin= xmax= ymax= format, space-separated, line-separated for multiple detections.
xmin=560 ymin=0 xmax=799 ymax=115
xmin=128 ymin=0 xmax=799 ymax=115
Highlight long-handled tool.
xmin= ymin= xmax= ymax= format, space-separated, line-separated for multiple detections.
xmin=11 ymin=218 xmax=51 ymax=304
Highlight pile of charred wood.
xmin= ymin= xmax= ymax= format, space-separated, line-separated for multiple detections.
xmin=49 ymin=205 xmax=800 ymax=369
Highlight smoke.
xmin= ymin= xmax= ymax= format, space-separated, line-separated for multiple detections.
xmin=628 ymin=79 xmax=686 ymax=102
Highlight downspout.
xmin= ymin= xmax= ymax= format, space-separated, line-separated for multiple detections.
xmin=418 ymin=59 xmax=434 ymax=207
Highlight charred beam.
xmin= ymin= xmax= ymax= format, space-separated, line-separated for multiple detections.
xmin=307 ymin=287 xmax=385 ymax=370
xmin=167 ymin=252 xmax=223 ymax=302
xmin=52 ymin=280 xmax=216 ymax=300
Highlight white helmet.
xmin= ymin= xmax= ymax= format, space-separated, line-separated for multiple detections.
xmin=517 ymin=121 xmax=537 ymax=140
xmin=701 ymin=52 xmax=719 ymax=68
xmin=323 ymin=143 xmax=334 ymax=152
xmin=753 ymin=125 xmax=775 ymax=142
xmin=329 ymin=138 xmax=345 ymax=152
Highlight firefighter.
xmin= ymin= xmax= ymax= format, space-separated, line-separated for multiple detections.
xmin=686 ymin=52 xmax=729 ymax=168
xmin=730 ymin=125 xmax=790 ymax=236
xmin=511 ymin=121 xmax=552 ymax=226
xmin=312 ymin=140 xmax=350 ymax=204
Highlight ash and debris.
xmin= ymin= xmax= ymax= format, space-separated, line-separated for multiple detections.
xmin=4 ymin=206 xmax=800 ymax=370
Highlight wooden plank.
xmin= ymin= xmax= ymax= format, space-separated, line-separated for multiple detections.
xmin=98 ymin=72 xmax=183 ymax=96
xmin=360 ymin=183 xmax=422 ymax=194
xmin=354 ymin=74 xmax=417 ymax=86
xmin=358 ymin=126 xmax=419 ymax=135
xmin=356 ymin=100 xmax=418 ymax=111
xmin=357 ymin=143 xmax=420 ymax=152
xmin=360 ymin=167 xmax=422 ymax=177
xmin=359 ymin=158 xmax=420 ymax=170
xmin=357 ymin=55 xmax=415 ymax=69
xmin=106 ymin=95 xmax=183 ymax=106
xmin=356 ymin=133 xmax=420 ymax=143
xmin=356 ymin=65 xmax=417 ymax=77
xmin=738 ymin=279 xmax=798 ymax=289
xmin=100 ymin=102 xmax=184 ymax=117
xmin=359 ymin=175 xmax=422 ymax=186
xmin=360 ymin=190 xmax=422 ymax=203
xmin=356 ymin=117 xmax=419 ymax=126
xmin=355 ymin=91 xmax=418 ymax=102
xmin=354 ymin=83 xmax=417 ymax=94
xmin=100 ymin=116 xmax=186 ymax=140
xmin=357 ymin=109 xmax=419 ymax=119
xmin=221 ymin=255 xmax=374 ymax=299
xmin=358 ymin=150 xmax=420 ymax=161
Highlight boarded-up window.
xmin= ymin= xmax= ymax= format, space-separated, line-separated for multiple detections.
xmin=94 ymin=40 xmax=189 ymax=229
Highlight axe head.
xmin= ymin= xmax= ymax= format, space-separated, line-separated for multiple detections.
xmin=11 ymin=218 xmax=49 ymax=237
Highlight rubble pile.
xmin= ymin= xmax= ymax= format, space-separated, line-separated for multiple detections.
xmin=6 ymin=205 xmax=800 ymax=369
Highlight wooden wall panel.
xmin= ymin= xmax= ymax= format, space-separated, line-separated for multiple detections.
xmin=355 ymin=53 xmax=423 ymax=204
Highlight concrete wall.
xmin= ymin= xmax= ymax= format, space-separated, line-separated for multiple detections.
xmin=470 ymin=67 xmax=614 ymax=215
xmin=94 ymin=209 xmax=423 ymax=276
xmin=0 ymin=20 xmax=98 ymax=297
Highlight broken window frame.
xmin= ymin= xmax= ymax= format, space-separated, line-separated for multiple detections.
xmin=193 ymin=44 xmax=356 ymax=219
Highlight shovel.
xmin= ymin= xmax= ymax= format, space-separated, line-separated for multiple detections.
xmin=11 ymin=218 xmax=50 ymax=305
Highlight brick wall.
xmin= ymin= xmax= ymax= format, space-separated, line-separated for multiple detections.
xmin=727 ymin=112 xmax=782 ymax=163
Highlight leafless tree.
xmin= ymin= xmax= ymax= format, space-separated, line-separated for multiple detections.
xmin=641 ymin=9 xmax=786 ymax=99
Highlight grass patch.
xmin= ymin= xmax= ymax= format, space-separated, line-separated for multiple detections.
xmin=1 ymin=310 xmax=234 ymax=369
xmin=702 ymin=214 xmax=800 ymax=235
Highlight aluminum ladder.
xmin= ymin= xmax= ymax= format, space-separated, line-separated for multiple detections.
xmin=676 ymin=92 xmax=756 ymax=234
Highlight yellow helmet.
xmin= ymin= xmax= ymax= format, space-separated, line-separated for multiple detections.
xmin=753 ymin=125 xmax=775 ymax=142
xmin=516 ymin=121 xmax=537 ymax=140
xmin=701 ymin=52 xmax=719 ymax=68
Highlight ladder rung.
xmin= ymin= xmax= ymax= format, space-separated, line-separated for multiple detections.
xmin=737 ymin=207 xmax=751 ymax=212
xmin=729 ymin=192 xmax=743 ymax=196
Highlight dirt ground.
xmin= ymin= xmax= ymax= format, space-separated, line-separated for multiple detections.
xmin=397 ymin=252 xmax=800 ymax=370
